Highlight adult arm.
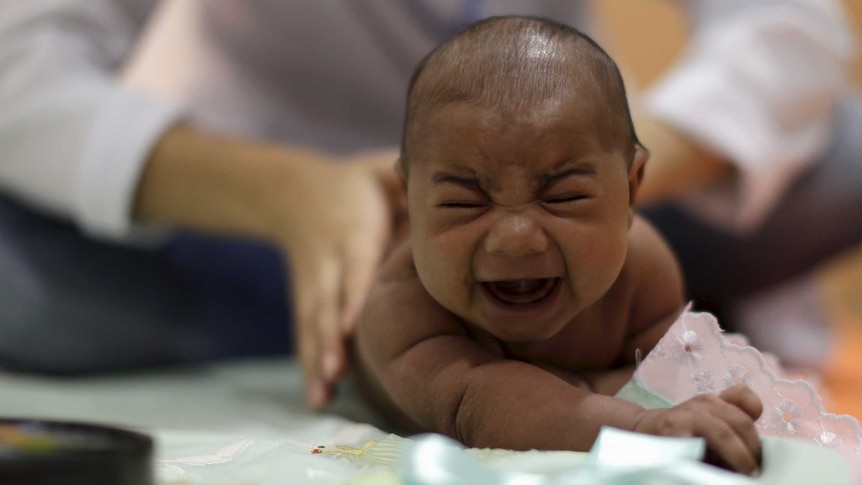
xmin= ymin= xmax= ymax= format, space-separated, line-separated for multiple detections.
xmin=0 ymin=0 xmax=176 ymax=239
xmin=136 ymin=126 xmax=394 ymax=408
xmin=0 ymin=1 xmax=399 ymax=405
xmin=636 ymin=0 xmax=856 ymax=231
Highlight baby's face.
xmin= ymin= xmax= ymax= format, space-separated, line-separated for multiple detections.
xmin=406 ymin=96 xmax=640 ymax=342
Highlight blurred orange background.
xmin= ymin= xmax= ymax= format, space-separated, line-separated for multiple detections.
xmin=598 ymin=0 xmax=862 ymax=419
xmin=597 ymin=0 xmax=862 ymax=87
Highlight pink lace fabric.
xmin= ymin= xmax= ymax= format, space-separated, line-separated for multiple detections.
xmin=632 ymin=307 xmax=862 ymax=478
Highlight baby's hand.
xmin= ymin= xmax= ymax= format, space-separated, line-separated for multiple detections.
xmin=632 ymin=385 xmax=763 ymax=475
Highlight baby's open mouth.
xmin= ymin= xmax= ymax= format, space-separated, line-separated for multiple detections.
xmin=482 ymin=278 xmax=560 ymax=305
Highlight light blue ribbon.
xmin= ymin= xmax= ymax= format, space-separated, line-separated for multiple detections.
xmin=400 ymin=426 xmax=852 ymax=485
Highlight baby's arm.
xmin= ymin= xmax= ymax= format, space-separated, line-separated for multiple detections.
xmin=620 ymin=216 xmax=763 ymax=474
xmin=354 ymin=229 xmax=761 ymax=474
xmin=354 ymin=246 xmax=647 ymax=451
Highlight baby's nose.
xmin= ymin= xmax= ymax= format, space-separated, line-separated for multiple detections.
xmin=483 ymin=210 xmax=548 ymax=256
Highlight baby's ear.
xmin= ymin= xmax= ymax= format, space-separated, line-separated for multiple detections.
xmin=627 ymin=144 xmax=648 ymax=209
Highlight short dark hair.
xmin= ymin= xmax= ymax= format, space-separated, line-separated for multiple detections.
xmin=401 ymin=16 xmax=639 ymax=174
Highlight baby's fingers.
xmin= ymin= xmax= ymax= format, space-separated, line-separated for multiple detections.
xmin=718 ymin=385 xmax=763 ymax=460
xmin=697 ymin=411 xmax=760 ymax=475
xmin=719 ymin=384 xmax=763 ymax=421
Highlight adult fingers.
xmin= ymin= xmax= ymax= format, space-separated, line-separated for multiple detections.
xmin=315 ymin=252 xmax=346 ymax=386
xmin=338 ymin=174 xmax=389 ymax=333
xmin=292 ymin=245 xmax=342 ymax=410
xmin=339 ymin=237 xmax=379 ymax=335
xmin=351 ymin=149 xmax=400 ymax=175
xmin=291 ymin=253 xmax=323 ymax=409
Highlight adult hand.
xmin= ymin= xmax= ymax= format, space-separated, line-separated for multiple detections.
xmin=133 ymin=126 xmax=401 ymax=409
xmin=286 ymin=152 xmax=401 ymax=409
xmin=632 ymin=385 xmax=763 ymax=475
xmin=347 ymin=149 xmax=409 ymax=248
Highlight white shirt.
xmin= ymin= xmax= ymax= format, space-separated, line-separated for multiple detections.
xmin=0 ymin=0 xmax=855 ymax=241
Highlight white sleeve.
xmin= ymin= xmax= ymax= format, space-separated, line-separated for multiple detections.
xmin=0 ymin=0 xmax=185 ymax=241
xmin=643 ymin=0 xmax=857 ymax=232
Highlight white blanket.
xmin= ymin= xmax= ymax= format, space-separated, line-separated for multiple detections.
xmin=0 ymin=358 xmax=389 ymax=484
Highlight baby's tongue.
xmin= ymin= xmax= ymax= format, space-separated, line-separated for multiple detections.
xmin=487 ymin=279 xmax=550 ymax=304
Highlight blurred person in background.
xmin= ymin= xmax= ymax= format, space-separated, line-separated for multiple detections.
xmin=0 ymin=0 xmax=856 ymax=408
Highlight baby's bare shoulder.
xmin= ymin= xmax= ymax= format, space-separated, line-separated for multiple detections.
xmin=355 ymin=239 xmax=467 ymax=364
xmin=617 ymin=215 xmax=685 ymax=347
xmin=376 ymin=238 xmax=420 ymax=283
xmin=625 ymin=215 xmax=682 ymax=286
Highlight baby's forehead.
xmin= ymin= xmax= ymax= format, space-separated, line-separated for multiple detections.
xmin=417 ymin=92 xmax=623 ymax=147
xmin=432 ymin=92 xmax=604 ymax=121
xmin=403 ymin=104 xmax=631 ymax=185
xmin=416 ymin=53 xmax=614 ymax=108
xmin=413 ymin=62 xmax=628 ymax=136
xmin=403 ymin=17 xmax=635 ymax=163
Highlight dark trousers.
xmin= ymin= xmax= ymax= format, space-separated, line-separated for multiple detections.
xmin=644 ymin=96 xmax=862 ymax=324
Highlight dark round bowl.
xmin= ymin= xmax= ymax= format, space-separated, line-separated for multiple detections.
xmin=0 ymin=418 xmax=153 ymax=485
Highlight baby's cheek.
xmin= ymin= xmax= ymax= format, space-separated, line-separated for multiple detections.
xmin=571 ymin=238 xmax=627 ymax=292
xmin=414 ymin=249 xmax=460 ymax=304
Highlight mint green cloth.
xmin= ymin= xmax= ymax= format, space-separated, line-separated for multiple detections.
xmin=615 ymin=379 xmax=675 ymax=409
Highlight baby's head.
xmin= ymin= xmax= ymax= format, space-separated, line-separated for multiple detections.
xmin=400 ymin=16 xmax=648 ymax=341
xmin=401 ymin=15 xmax=640 ymax=174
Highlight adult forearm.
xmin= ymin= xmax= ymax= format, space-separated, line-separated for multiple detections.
xmin=132 ymin=124 xmax=329 ymax=243
xmin=634 ymin=117 xmax=731 ymax=207
xmin=136 ymin=124 xmax=395 ymax=409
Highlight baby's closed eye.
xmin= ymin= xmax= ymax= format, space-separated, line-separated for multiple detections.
xmin=541 ymin=193 xmax=588 ymax=204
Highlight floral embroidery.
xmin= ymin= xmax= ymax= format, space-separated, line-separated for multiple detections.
xmin=630 ymin=309 xmax=862 ymax=480
xmin=672 ymin=329 xmax=703 ymax=366
xmin=647 ymin=338 xmax=668 ymax=360
xmin=691 ymin=371 xmax=715 ymax=394
xmin=722 ymin=364 xmax=752 ymax=389
xmin=772 ymin=399 xmax=803 ymax=435
xmin=816 ymin=431 xmax=843 ymax=449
